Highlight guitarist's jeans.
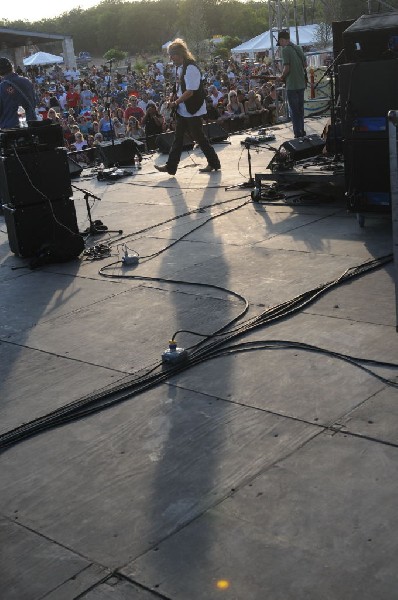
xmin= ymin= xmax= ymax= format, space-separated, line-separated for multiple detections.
xmin=166 ymin=114 xmax=220 ymax=174
xmin=286 ymin=88 xmax=305 ymax=138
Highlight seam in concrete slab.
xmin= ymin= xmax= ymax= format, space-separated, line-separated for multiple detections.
xmin=303 ymin=309 xmax=398 ymax=329
xmin=2 ymin=514 xmax=109 ymax=584
xmin=252 ymin=209 xmax=344 ymax=245
xmin=115 ymin=426 xmax=324 ymax=570
xmin=0 ymin=339 xmax=131 ymax=374
xmin=114 ymin=572 xmax=172 ymax=600
xmin=38 ymin=565 xmax=112 ymax=600
xmin=331 ymin=427 xmax=398 ymax=449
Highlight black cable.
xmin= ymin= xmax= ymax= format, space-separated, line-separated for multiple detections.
xmin=103 ymin=193 xmax=250 ymax=249
xmin=0 ymin=253 xmax=393 ymax=453
xmin=136 ymin=198 xmax=251 ymax=261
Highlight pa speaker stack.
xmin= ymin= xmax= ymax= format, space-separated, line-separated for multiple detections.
xmin=156 ymin=132 xmax=194 ymax=154
xmin=0 ymin=129 xmax=84 ymax=259
xmin=96 ymin=138 xmax=144 ymax=167
xmin=338 ymin=12 xmax=398 ymax=212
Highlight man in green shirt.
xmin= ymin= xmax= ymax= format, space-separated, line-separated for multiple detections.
xmin=277 ymin=30 xmax=307 ymax=138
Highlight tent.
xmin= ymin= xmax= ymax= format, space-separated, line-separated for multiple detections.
xmin=231 ymin=25 xmax=319 ymax=56
xmin=23 ymin=52 xmax=64 ymax=66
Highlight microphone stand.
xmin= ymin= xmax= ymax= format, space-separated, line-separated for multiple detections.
xmin=103 ymin=59 xmax=115 ymax=146
xmin=312 ymin=49 xmax=345 ymax=161
xmin=225 ymin=141 xmax=256 ymax=190
xmin=72 ymin=184 xmax=123 ymax=236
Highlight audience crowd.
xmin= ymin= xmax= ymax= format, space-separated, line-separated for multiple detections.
xmin=20 ymin=55 xmax=283 ymax=155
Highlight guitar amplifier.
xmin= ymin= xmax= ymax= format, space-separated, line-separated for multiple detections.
xmin=0 ymin=122 xmax=64 ymax=156
xmin=282 ymin=134 xmax=325 ymax=160
xmin=3 ymin=198 xmax=83 ymax=258
xmin=0 ymin=147 xmax=72 ymax=207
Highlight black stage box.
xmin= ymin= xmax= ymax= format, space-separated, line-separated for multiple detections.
xmin=0 ymin=122 xmax=64 ymax=155
xmin=96 ymin=138 xmax=144 ymax=167
xmin=339 ymin=60 xmax=398 ymax=139
xmin=203 ymin=122 xmax=229 ymax=142
xmin=282 ymin=134 xmax=325 ymax=160
xmin=344 ymin=138 xmax=391 ymax=194
xmin=0 ymin=147 xmax=72 ymax=207
xmin=343 ymin=12 xmax=398 ymax=62
xmin=3 ymin=198 xmax=83 ymax=258
xmin=156 ymin=132 xmax=194 ymax=154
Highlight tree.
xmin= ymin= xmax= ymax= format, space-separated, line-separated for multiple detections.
xmin=103 ymin=48 xmax=128 ymax=64
xmin=181 ymin=0 xmax=209 ymax=60
xmin=313 ymin=22 xmax=333 ymax=48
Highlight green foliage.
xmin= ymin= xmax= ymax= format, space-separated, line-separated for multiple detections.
xmin=103 ymin=49 xmax=128 ymax=63
xmin=220 ymin=35 xmax=242 ymax=51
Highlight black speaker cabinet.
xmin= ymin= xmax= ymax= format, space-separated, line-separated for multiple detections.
xmin=96 ymin=139 xmax=144 ymax=167
xmin=344 ymin=138 xmax=393 ymax=212
xmin=282 ymin=134 xmax=325 ymax=160
xmin=0 ymin=122 xmax=64 ymax=155
xmin=156 ymin=132 xmax=194 ymax=154
xmin=67 ymin=155 xmax=84 ymax=178
xmin=203 ymin=122 xmax=229 ymax=142
xmin=343 ymin=12 xmax=398 ymax=63
xmin=3 ymin=198 xmax=83 ymax=258
xmin=0 ymin=147 xmax=72 ymax=207
xmin=332 ymin=20 xmax=355 ymax=66
xmin=339 ymin=59 xmax=398 ymax=138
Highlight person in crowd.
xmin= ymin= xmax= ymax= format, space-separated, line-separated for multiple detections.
xmin=226 ymin=90 xmax=246 ymax=122
xmin=155 ymin=38 xmax=220 ymax=175
xmin=124 ymin=97 xmax=144 ymax=124
xmin=137 ymin=92 xmax=148 ymax=112
xmin=80 ymin=83 xmax=93 ymax=110
xmin=159 ymin=99 xmax=175 ymax=131
xmin=0 ymin=57 xmax=37 ymax=128
xmin=112 ymin=115 xmax=126 ymax=138
xmin=93 ymin=132 xmax=104 ymax=145
xmin=73 ymin=131 xmax=88 ymax=151
xmin=125 ymin=116 xmax=144 ymax=139
xmin=66 ymin=84 xmax=80 ymax=116
xmin=262 ymin=84 xmax=278 ymax=124
xmin=208 ymin=85 xmax=223 ymax=107
xmin=47 ymin=107 xmax=60 ymax=123
xmin=48 ymin=91 xmax=61 ymax=114
xmin=142 ymin=101 xmax=164 ymax=149
xmin=277 ymin=29 xmax=307 ymax=138
xmin=245 ymin=89 xmax=269 ymax=125
xmin=99 ymin=112 xmax=113 ymax=140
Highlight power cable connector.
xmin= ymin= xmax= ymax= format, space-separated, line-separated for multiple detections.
xmin=121 ymin=245 xmax=139 ymax=266
xmin=162 ymin=340 xmax=188 ymax=365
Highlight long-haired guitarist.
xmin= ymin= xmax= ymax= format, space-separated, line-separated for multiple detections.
xmin=155 ymin=39 xmax=221 ymax=175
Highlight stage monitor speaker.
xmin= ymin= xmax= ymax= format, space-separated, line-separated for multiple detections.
xmin=282 ymin=134 xmax=325 ymax=161
xmin=203 ymin=122 xmax=229 ymax=142
xmin=67 ymin=155 xmax=83 ymax=178
xmin=3 ymin=198 xmax=84 ymax=258
xmin=343 ymin=12 xmax=398 ymax=62
xmin=156 ymin=132 xmax=194 ymax=154
xmin=96 ymin=139 xmax=143 ymax=167
xmin=339 ymin=59 xmax=398 ymax=137
xmin=0 ymin=147 xmax=72 ymax=207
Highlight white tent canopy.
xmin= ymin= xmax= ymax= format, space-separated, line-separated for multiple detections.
xmin=23 ymin=52 xmax=64 ymax=66
xmin=231 ymin=25 xmax=318 ymax=55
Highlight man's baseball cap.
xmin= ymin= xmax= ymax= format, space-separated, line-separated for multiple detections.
xmin=277 ymin=30 xmax=290 ymax=46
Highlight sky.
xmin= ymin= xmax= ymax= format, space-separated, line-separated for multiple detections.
xmin=3 ymin=0 xmax=101 ymax=23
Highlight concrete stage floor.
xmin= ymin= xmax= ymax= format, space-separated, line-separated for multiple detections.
xmin=1 ymin=117 xmax=398 ymax=600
